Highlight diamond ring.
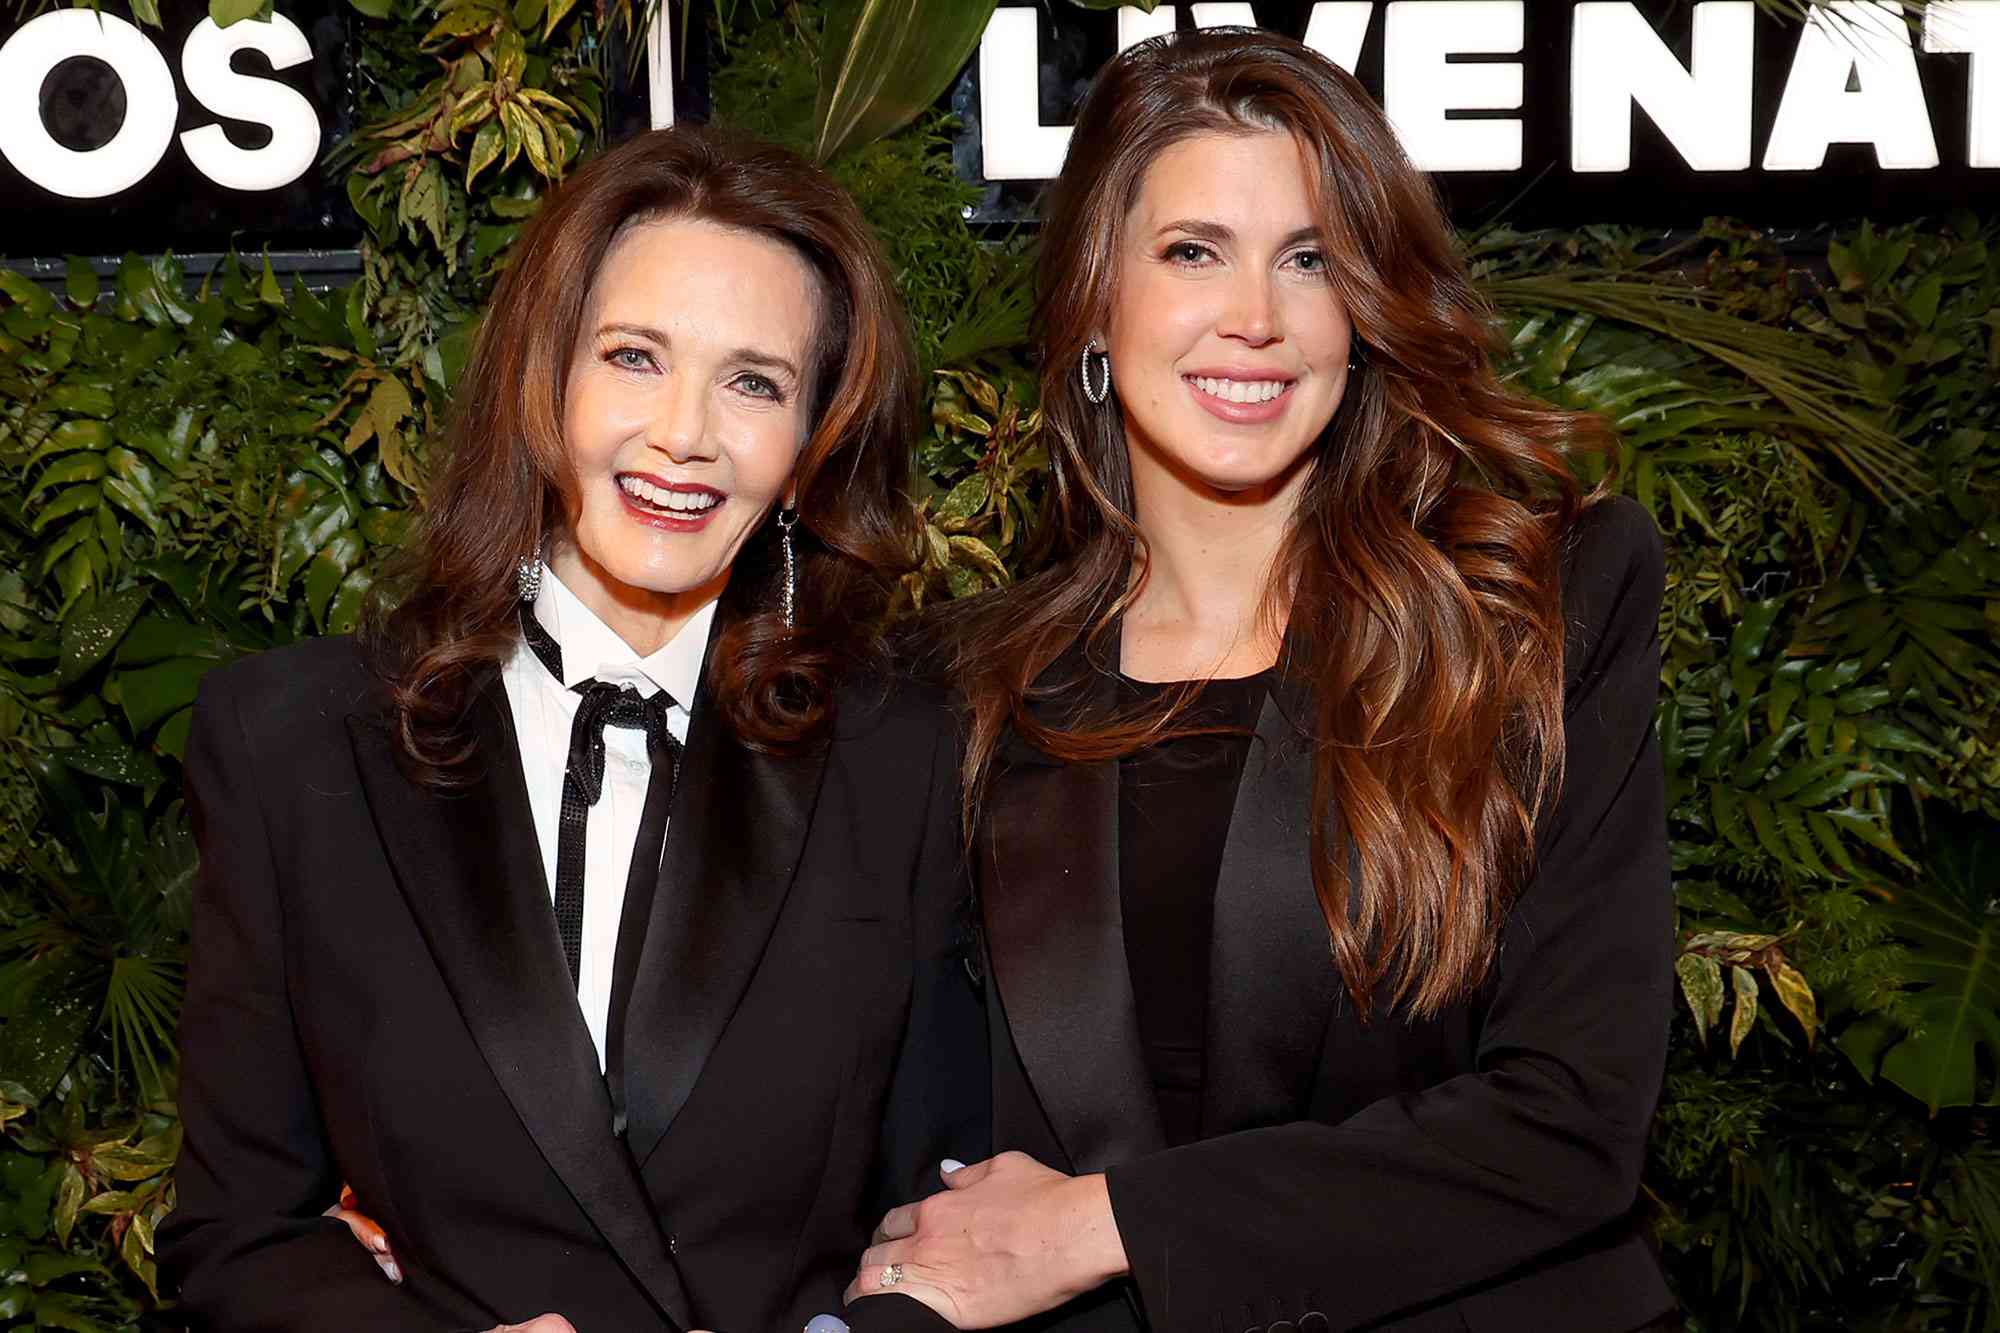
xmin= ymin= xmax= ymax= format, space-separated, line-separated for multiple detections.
xmin=880 ymin=1262 xmax=905 ymax=1288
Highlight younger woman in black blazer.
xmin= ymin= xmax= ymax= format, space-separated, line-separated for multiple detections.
xmin=847 ymin=30 xmax=1674 ymax=1333
xmin=161 ymin=127 xmax=983 ymax=1333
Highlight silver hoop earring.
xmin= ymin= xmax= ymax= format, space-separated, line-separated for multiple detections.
xmin=516 ymin=538 xmax=544 ymax=602
xmin=777 ymin=507 xmax=799 ymax=630
xmin=1080 ymin=342 xmax=1111 ymax=406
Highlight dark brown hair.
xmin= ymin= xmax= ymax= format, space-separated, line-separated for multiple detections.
xmin=371 ymin=125 xmax=918 ymax=780
xmin=939 ymin=29 xmax=1607 ymax=1018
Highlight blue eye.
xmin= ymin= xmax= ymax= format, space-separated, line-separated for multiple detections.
xmin=609 ymin=347 xmax=654 ymax=371
xmin=1288 ymin=249 xmax=1331 ymax=277
xmin=1164 ymin=241 xmax=1214 ymax=265
xmin=737 ymin=373 xmax=783 ymax=402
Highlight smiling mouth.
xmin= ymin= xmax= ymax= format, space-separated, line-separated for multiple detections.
xmin=1184 ymin=375 xmax=1296 ymax=405
xmin=618 ymin=474 xmax=723 ymax=516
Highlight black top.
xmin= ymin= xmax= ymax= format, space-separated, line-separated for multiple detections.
xmin=1115 ymin=670 xmax=1270 ymax=1147
xmin=845 ymin=497 xmax=1677 ymax=1333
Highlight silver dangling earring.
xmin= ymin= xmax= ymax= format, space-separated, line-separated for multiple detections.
xmin=516 ymin=537 xmax=544 ymax=602
xmin=777 ymin=506 xmax=799 ymax=630
xmin=1079 ymin=341 xmax=1110 ymax=406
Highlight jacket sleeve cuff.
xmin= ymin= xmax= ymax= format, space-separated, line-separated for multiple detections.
xmin=842 ymin=1293 xmax=959 ymax=1333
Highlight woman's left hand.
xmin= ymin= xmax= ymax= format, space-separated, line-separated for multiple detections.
xmin=843 ymin=1152 xmax=1129 ymax=1327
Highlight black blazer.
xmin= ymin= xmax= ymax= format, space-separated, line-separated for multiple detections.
xmin=160 ymin=633 xmax=985 ymax=1332
xmin=853 ymin=497 xmax=1675 ymax=1333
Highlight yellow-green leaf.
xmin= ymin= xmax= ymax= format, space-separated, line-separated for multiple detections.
xmin=54 ymin=1165 xmax=85 ymax=1246
xmin=948 ymin=534 xmax=1010 ymax=584
xmin=543 ymin=0 xmax=581 ymax=39
xmin=1766 ymin=958 xmax=1818 ymax=1047
xmin=466 ymin=118 xmax=504 ymax=190
xmin=1728 ymin=965 xmax=1759 ymax=1058
xmin=343 ymin=375 xmax=414 ymax=459
xmin=1676 ymin=952 xmax=1724 ymax=1045
xmin=1684 ymin=930 xmax=1779 ymax=956
xmin=935 ymin=474 xmax=990 ymax=525
xmin=82 ymin=1190 xmax=141 ymax=1214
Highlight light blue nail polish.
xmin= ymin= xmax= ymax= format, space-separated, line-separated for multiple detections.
xmin=804 ymin=1315 xmax=850 ymax=1333
xmin=941 ymin=1158 xmax=966 ymax=1173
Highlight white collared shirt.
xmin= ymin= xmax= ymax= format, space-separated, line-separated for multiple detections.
xmin=499 ymin=567 xmax=715 ymax=1071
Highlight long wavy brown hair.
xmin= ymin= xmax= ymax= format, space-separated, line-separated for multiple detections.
xmin=940 ymin=29 xmax=1608 ymax=1018
xmin=371 ymin=125 xmax=917 ymax=781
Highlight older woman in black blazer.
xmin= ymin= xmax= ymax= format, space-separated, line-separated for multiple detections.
xmin=161 ymin=127 xmax=983 ymax=1333
xmin=846 ymin=31 xmax=1674 ymax=1333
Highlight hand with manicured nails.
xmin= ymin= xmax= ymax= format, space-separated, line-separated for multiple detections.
xmin=844 ymin=1154 xmax=1129 ymax=1328
xmin=324 ymin=1183 xmax=401 ymax=1285
xmin=324 ymin=1189 xmax=588 ymax=1333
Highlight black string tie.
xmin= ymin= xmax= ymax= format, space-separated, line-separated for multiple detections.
xmin=519 ymin=608 xmax=683 ymax=989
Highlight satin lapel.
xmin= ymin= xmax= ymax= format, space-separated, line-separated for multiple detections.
xmin=1201 ymin=677 xmax=1343 ymax=1137
xmin=982 ymin=703 xmax=1167 ymax=1175
xmin=346 ymin=681 xmax=692 ymax=1328
xmin=620 ymin=698 xmax=830 ymax=1167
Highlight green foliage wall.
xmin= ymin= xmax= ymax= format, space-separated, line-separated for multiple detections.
xmin=2 ymin=2 xmax=1997 ymax=1329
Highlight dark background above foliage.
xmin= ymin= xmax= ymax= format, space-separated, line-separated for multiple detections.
xmin=2 ymin=1 xmax=1996 ymax=1329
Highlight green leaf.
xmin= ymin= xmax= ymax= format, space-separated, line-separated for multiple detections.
xmin=1905 ymin=272 xmax=1943 ymax=329
xmin=32 ymin=485 xmax=103 ymax=534
xmin=26 ymin=419 xmax=114 ymax=472
xmin=210 ymin=0 xmax=268 ymax=24
xmin=29 ymin=452 xmax=107 ymax=501
xmin=304 ymin=532 xmax=364 ymax=631
xmin=23 ymin=1251 xmax=103 ymax=1286
xmin=813 ymin=0 xmax=999 ymax=163
xmin=64 ymin=259 xmax=100 ymax=309
xmin=327 ymin=568 xmax=375 ymax=635
xmin=400 ymin=159 xmax=451 ymax=252
xmin=60 ymin=736 xmax=163 ymax=789
xmin=1843 ymin=810 xmax=2000 ymax=1111
xmin=57 ymin=586 xmax=147 ymax=685
xmin=348 ymin=0 xmax=394 ymax=15
xmin=0 ymin=962 xmax=94 ymax=1103
xmin=0 ymin=269 xmax=55 ymax=317
xmin=46 ymin=382 xmax=115 ymax=417
xmin=117 ymin=657 xmax=215 ymax=734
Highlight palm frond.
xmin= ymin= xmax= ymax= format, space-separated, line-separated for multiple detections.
xmin=1485 ymin=273 xmax=1928 ymax=506
xmin=101 ymin=955 xmax=182 ymax=1100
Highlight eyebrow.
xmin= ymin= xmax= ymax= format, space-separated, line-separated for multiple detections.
xmin=595 ymin=322 xmax=802 ymax=380
xmin=1153 ymin=219 xmax=1325 ymax=249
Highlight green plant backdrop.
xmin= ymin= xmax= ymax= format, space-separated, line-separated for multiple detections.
xmin=2 ymin=1 xmax=1996 ymax=1329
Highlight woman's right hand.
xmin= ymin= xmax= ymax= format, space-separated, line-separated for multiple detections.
xmin=324 ymin=1183 xmax=400 ymax=1284
xmin=322 ymin=1190 xmax=610 ymax=1333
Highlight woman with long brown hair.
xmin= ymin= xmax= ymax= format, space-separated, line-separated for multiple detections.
xmin=846 ymin=28 xmax=1673 ymax=1333
xmin=161 ymin=125 xmax=983 ymax=1333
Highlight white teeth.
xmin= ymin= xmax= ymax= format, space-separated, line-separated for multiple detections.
xmin=618 ymin=476 xmax=721 ymax=513
xmin=1189 ymin=376 xmax=1288 ymax=404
